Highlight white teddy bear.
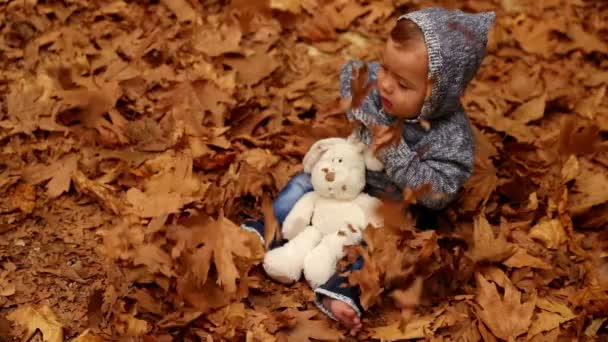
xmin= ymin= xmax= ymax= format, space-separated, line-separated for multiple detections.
xmin=263 ymin=138 xmax=384 ymax=288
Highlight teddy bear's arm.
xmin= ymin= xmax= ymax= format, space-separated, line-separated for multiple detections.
xmin=282 ymin=192 xmax=318 ymax=240
xmin=354 ymin=193 xmax=384 ymax=228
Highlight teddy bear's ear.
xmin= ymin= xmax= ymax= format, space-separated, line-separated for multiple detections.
xmin=303 ymin=138 xmax=347 ymax=172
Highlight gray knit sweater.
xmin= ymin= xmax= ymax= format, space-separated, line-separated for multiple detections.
xmin=341 ymin=8 xmax=496 ymax=210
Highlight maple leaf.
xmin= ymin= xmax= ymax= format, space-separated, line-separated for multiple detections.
xmin=7 ymin=305 xmax=64 ymax=342
xmin=369 ymin=119 xmax=404 ymax=155
xmin=276 ymin=309 xmax=343 ymax=342
xmin=468 ymin=214 xmax=516 ymax=263
xmin=181 ymin=215 xmax=264 ymax=294
xmin=474 ymin=272 xmax=535 ymax=340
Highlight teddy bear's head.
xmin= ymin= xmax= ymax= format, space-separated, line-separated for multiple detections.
xmin=308 ymin=141 xmax=370 ymax=200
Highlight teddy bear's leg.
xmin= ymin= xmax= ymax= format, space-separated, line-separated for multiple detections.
xmin=263 ymin=227 xmax=323 ymax=285
xmin=303 ymin=232 xmax=359 ymax=289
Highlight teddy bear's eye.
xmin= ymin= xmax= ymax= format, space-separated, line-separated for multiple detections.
xmin=338 ymin=159 xmax=342 ymax=163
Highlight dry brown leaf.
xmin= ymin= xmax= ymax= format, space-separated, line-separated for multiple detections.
xmin=7 ymin=305 xmax=64 ymax=342
xmin=469 ymin=214 xmax=516 ymax=263
xmin=511 ymin=94 xmax=546 ymax=124
xmin=262 ymin=195 xmax=279 ymax=249
xmin=161 ymin=0 xmax=197 ymax=23
xmin=181 ymin=215 xmax=264 ymax=294
xmin=561 ymin=155 xmax=580 ymax=183
xmin=527 ymin=297 xmax=576 ymax=338
xmin=115 ymin=313 xmax=149 ymax=337
xmin=503 ymin=248 xmax=552 ymax=270
xmin=270 ymin=0 xmax=301 ymax=14
xmin=72 ymin=329 xmax=103 ymax=342
xmin=194 ymin=22 xmax=242 ymax=57
xmin=224 ymin=52 xmax=280 ymax=86
xmin=568 ymin=159 xmax=608 ymax=215
xmin=369 ymin=312 xmax=439 ymax=341
xmin=585 ymin=318 xmax=607 ymax=337
xmin=528 ymin=219 xmax=567 ymax=249
xmin=276 ymin=309 xmax=343 ymax=342
xmin=475 ymin=272 xmax=535 ymax=340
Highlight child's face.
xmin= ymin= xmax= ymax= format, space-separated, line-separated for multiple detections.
xmin=377 ymin=38 xmax=431 ymax=119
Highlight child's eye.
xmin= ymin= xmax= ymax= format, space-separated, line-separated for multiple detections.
xmin=399 ymin=82 xmax=408 ymax=89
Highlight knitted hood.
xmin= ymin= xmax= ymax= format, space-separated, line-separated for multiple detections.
xmin=399 ymin=8 xmax=496 ymax=121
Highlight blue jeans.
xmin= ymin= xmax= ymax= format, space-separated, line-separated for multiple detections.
xmin=272 ymin=172 xmax=314 ymax=226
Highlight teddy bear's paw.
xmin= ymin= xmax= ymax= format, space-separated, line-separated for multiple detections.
xmin=303 ymin=251 xmax=336 ymax=289
xmin=263 ymin=248 xmax=302 ymax=284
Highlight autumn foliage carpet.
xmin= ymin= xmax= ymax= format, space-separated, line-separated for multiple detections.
xmin=1 ymin=0 xmax=608 ymax=341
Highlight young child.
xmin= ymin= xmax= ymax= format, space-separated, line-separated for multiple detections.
xmin=242 ymin=7 xmax=495 ymax=334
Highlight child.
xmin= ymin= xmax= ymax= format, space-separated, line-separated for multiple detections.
xmin=242 ymin=7 xmax=495 ymax=334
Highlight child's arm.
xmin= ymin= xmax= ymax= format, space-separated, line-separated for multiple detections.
xmin=380 ymin=112 xmax=475 ymax=210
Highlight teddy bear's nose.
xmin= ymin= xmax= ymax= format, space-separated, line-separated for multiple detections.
xmin=325 ymin=171 xmax=335 ymax=182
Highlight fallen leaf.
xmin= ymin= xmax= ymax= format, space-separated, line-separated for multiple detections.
xmin=224 ymin=51 xmax=280 ymax=86
xmin=276 ymin=309 xmax=343 ymax=342
xmin=528 ymin=219 xmax=567 ymax=249
xmin=7 ymin=305 xmax=64 ymax=342
xmin=161 ymin=0 xmax=197 ymax=22
xmin=527 ymin=297 xmax=576 ymax=338
xmin=568 ymin=159 xmax=608 ymax=215
xmin=369 ymin=313 xmax=437 ymax=341
xmin=469 ymin=214 xmax=516 ymax=263
xmin=115 ymin=313 xmax=149 ymax=337
xmin=585 ymin=318 xmax=607 ymax=337
xmin=180 ymin=215 xmax=264 ymax=294
xmin=72 ymin=329 xmax=104 ymax=342
xmin=511 ymin=94 xmax=546 ymax=124
xmin=475 ymin=272 xmax=535 ymax=340
xmin=503 ymin=248 xmax=552 ymax=270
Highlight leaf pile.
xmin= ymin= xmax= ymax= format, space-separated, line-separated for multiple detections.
xmin=1 ymin=0 xmax=607 ymax=341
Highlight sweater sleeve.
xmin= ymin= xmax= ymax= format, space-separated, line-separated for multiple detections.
xmin=380 ymin=112 xmax=475 ymax=210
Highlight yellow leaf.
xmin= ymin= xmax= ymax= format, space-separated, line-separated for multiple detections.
xmin=7 ymin=305 xmax=63 ymax=342
xmin=528 ymin=219 xmax=567 ymax=249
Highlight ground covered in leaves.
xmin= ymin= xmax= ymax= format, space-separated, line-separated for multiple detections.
xmin=1 ymin=0 xmax=608 ymax=341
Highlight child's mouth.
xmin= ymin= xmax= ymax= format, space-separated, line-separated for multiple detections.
xmin=381 ymin=97 xmax=392 ymax=109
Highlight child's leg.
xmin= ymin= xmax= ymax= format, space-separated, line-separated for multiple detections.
xmin=314 ymin=256 xmax=364 ymax=321
xmin=241 ymin=172 xmax=313 ymax=248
